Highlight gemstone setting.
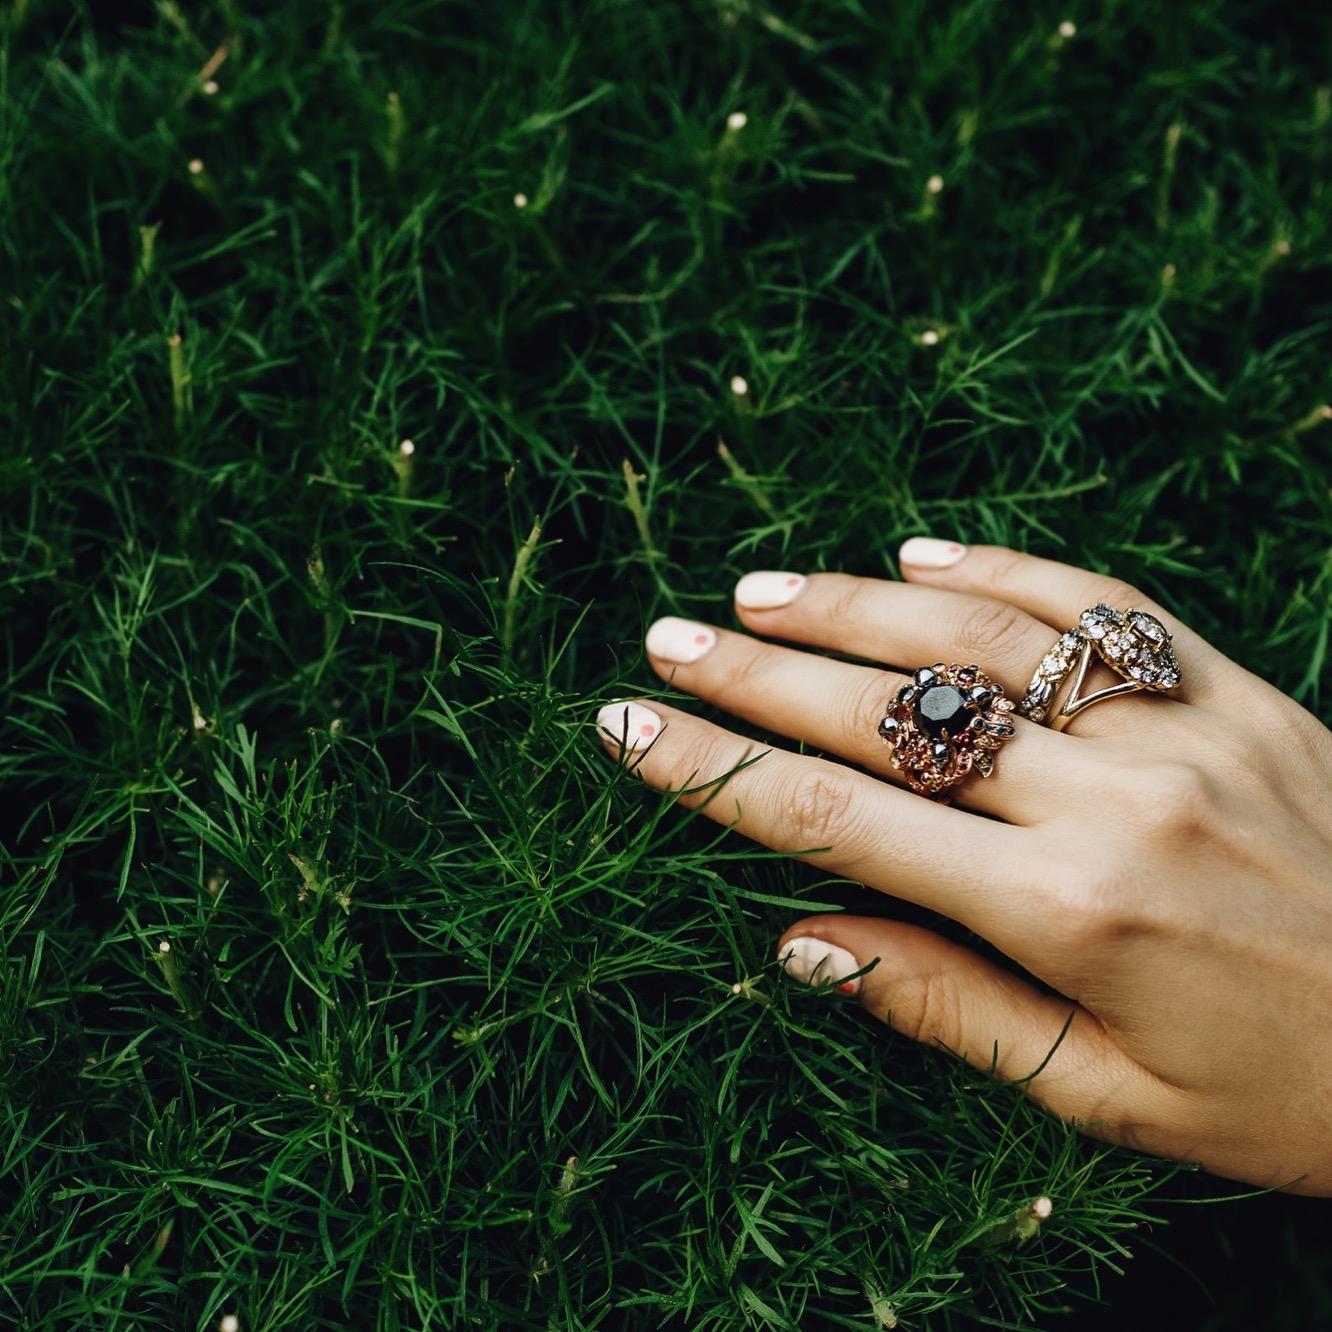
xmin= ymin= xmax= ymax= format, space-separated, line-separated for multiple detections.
xmin=1017 ymin=603 xmax=1182 ymax=723
xmin=879 ymin=662 xmax=1015 ymax=798
xmin=912 ymin=684 xmax=970 ymax=736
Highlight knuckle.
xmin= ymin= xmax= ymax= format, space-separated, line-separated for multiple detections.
xmin=954 ymin=597 xmax=1025 ymax=657
xmin=1044 ymin=863 xmax=1150 ymax=959
xmin=900 ymin=969 xmax=961 ymax=1050
xmin=1119 ymin=762 xmax=1216 ymax=840
xmin=781 ymin=765 xmax=859 ymax=850
xmin=979 ymin=546 xmax=1029 ymax=588
xmin=825 ymin=575 xmax=868 ymax=626
xmin=717 ymin=640 xmax=766 ymax=697
xmin=673 ymin=730 xmax=731 ymax=790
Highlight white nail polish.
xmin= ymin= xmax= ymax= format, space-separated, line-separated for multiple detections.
xmin=595 ymin=701 xmax=664 ymax=751
xmin=645 ymin=617 xmax=717 ymax=664
xmin=776 ymin=936 xmax=862 ymax=995
xmin=734 ymin=570 xmax=807 ymax=610
xmin=899 ymin=536 xmax=967 ymax=569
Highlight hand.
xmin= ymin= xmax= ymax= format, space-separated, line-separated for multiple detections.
xmin=596 ymin=540 xmax=1332 ymax=1194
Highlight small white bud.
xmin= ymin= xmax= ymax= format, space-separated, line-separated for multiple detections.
xmin=726 ymin=111 xmax=748 ymax=131
xmin=731 ymin=982 xmax=744 ymax=995
xmin=926 ymin=174 xmax=944 ymax=194
xmin=729 ymin=375 xmax=749 ymax=396
xmin=220 ymin=1316 xmax=240 ymax=1332
xmin=1058 ymin=20 xmax=1077 ymax=38
xmin=188 ymin=158 xmax=205 ymax=175
xmin=158 ymin=941 xmax=171 ymax=954
xmin=1032 ymin=1195 xmax=1053 ymax=1219
xmin=513 ymin=192 xmax=529 ymax=209
xmin=202 ymin=79 xmax=220 ymax=96
xmin=398 ymin=438 xmax=415 ymax=456
xmin=920 ymin=329 xmax=939 ymax=346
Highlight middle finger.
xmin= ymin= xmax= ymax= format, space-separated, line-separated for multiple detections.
xmin=643 ymin=621 xmax=1074 ymax=824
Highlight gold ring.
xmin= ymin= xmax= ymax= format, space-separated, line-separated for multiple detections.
xmin=1017 ymin=604 xmax=1182 ymax=731
xmin=879 ymin=662 xmax=1016 ymax=799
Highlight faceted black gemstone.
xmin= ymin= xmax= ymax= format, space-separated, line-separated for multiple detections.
xmin=913 ymin=667 xmax=936 ymax=686
xmin=967 ymin=684 xmax=994 ymax=709
xmin=912 ymin=683 xmax=970 ymax=737
xmin=879 ymin=716 xmax=899 ymax=738
xmin=930 ymin=739 xmax=951 ymax=766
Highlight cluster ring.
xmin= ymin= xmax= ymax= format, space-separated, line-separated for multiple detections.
xmin=1017 ymin=603 xmax=1183 ymax=730
xmin=879 ymin=662 xmax=1016 ymax=799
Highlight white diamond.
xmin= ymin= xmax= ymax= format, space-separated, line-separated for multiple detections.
xmin=1129 ymin=610 xmax=1166 ymax=642
xmin=1087 ymin=623 xmax=1106 ymax=638
xmin=1129 ymin=666 xmax=1144 ymax=679
xmin=1041 ymin=654 xmax=1064 ymax=673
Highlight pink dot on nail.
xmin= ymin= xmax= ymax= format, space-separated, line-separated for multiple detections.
xmin=949 ymin=544 xmax=962 ymax=554
xmin=785 ymin=577 xmax=800 ymax=587
xmin=694 ymin=634 xmax=709 ymax=645
xmin=640 ymin=723 xmax=655 ymax=737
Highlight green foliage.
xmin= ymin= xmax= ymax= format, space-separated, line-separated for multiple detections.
xmin=2 ymin=0 xmax=1329 ymax=1328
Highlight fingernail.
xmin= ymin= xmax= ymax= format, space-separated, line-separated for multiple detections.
xmin=776 ymin=936 xmax=862 ymax=996
xmin=645 ymin=616 xmax=717 ymax=664
xmin=735 ymin=571 xmax=807 ymax=610
xmin=899 ymin=536 xmax=967 ymax=569
xmin=596 ymin=700 xmax=664 ymax=751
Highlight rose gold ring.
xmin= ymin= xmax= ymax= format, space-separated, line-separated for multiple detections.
xmin=878 ymin=662 xmax=1017 ymax=799
xmin=1017 ymin=603 xmax=1182 ymax=731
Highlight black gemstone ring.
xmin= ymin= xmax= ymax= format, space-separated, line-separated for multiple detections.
xmin=878 ymin=663 xmax=1017 ymax=799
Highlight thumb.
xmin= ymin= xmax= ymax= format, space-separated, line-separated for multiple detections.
xmin=775 ymin=915 xmax=1167 ymax=1130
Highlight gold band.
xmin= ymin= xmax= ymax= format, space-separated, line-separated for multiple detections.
xmin=1049 ymin=637 xmax=1152 ymax=731
xmin=1020 ymin=603 xmax=1183 ymax=732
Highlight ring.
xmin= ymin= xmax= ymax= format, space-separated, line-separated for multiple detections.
xmin=1014 ymin=629 xmax=1087 ymax=723
xmin=879 ymin=662 xmax=1017 ymax=798
xmin=1017 ymin=603 xmax=1182 ymax=731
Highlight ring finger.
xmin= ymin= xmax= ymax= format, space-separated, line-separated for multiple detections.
xmin=730 ymin=571 xmax=1059 ymax=699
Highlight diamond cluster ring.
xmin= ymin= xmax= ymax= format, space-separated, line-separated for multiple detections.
xmin=879 ymin=663 xmax=1016 ymax=798
xmin=1017 ymin=603 xmax=1183 ymax=731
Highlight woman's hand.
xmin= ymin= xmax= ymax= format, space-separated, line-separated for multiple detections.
xmin=596 ymin=540 xmax=1332 ymax=1194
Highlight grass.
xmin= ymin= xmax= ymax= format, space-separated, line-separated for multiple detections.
xmin=2 ymin=0 xmax=1331 ymax=1328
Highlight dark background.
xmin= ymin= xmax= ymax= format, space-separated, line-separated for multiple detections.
xmin=2 ymin=0 xmax=1330 ymax=1327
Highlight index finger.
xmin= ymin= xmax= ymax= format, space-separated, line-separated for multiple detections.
xmin=595 ymin=699 xmax=1040 ymax=959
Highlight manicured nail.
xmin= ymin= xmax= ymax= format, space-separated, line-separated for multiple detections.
xmin=596 ymin=701 xmax=664 ymax=751
xmin=735 ymin=571 xmax=807 ymax=610
xmin=899 ymin=536 xmax=967 ymax=569
xmin=776 ymin=936 xmax=862 ymax=996
xmin=645 ymin=616 xmax=717 ymax=664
